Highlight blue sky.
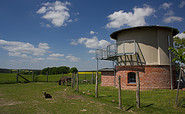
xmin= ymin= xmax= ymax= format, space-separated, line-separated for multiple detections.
xmin=0 ymin=0 xmax=185 ymax=70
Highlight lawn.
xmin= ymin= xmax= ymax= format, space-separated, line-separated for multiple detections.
xmin=0 ymin=82 xmax=185 ymax=113
xmin=0 ymin=73 xmax=101 ymax=84
xmin=1 ymin=73 xmax=185 ymax=113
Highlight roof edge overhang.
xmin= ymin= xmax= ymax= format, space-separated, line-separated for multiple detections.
xmin=110 ymin=25 xmax=179 ymax=40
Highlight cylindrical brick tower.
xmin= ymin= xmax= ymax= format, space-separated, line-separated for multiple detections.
xmin=110 ymin=26 xmax=179 ymax=90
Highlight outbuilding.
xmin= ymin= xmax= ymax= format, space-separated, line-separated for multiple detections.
xmin=97 ymin=25 xmax=179 ymax=90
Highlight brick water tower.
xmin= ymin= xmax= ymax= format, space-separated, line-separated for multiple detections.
xmin=96 ymin=26 xmax=179 ymax=90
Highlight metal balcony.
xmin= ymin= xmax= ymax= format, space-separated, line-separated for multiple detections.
xmin=95 ymin=40 xmax=146 ymax=66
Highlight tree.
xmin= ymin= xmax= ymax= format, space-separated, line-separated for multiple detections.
xmin=169 ymin=35 xmax=185 ymax=64
xmin=70 ymin=67 xmax=78 ymax=73
xmin=168 ymin=32 xmax=185 ymax=107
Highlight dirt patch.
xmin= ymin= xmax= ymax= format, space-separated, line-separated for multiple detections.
xmin=65 ymin=95 xmax=84 ymax=99
xmin=0 ymin=99 xmax=23 ymax=106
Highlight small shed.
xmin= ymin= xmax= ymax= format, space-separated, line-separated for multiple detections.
xmin=100 ymin=68 xmax=114 ymax=86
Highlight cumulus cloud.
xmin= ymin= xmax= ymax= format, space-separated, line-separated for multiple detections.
xmin=49 ymin=53 xmax=64 ymax=57
xmin=37 ymin=1 xmax=71 ymax=27
xmin=88 ymin=50 xmax=95 ymax=53
xmin=163 ymin=16 xmax=183 ymax=23
xmin=175 ymin=32 xmax=185 ymax=39
xmin=164 ymin=10 xmax=174 ymax=16
xmin=179 ymin=1 xmax=185 ymax=8
xmin=160 ymin=3 xmax=172 ymax=10
xmin=106 ymin=5 xmax=155 ymax=28
xmin=70 ymin=39 xmax=78 ymax=45
xmin=66 ymin=55 xmax=80 ymax=62
xmin=46 ymin=57 xmax=61 ymax=61
xmin=0 ymin=39 xmax=50 ymax=58
xmin=90 ymin=31 xmax=95 ymax=34
xmin=32 ymin=58 xmax=45 ymax=61
xmin=73 ymin=36 xmax=110 ymax=49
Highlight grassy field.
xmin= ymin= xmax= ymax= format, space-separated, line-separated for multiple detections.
xmin=0 ymin=82 xmax=185 ymax=113
xmin=1 ymin=73 xmax=185 ymax=113
xmin=0 ymin=73 xmax=101 ymax=84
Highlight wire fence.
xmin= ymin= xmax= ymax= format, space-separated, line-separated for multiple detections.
xmin=0 ymin=72 xmax=101 ymax=84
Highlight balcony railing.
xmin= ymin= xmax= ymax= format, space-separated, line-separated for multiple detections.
xmin=95 ymin=40 xmax=146 ymax=65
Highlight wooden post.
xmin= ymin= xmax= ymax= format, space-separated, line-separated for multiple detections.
xmin=46 ymin=72 xmax=48 ymax=82
xmin=76 ymin=73 xmax=79 ymax=93
xmin=32 ymin=71 xmax=34 ymax=82
xmin=175 ymin=67 xmax=183 ymax=107
xmin=114 ymin=65 xmax=116 ymax=87
xmin=61 ymin=73 xmax=63 ymax=78
xmin=16 ymin=70 xmax=19 ymax=83
xmin=85 ymin=73 xmax=86 ymax=80
xmin=91 ymin=72 xmax=94 ymax=84
xmin=136 ymin=71 xmax=140 ymax=108
xmin=95 ymin=71 xmax=98 ymax=98
xmin=118 ymin=76 xmax=122 ymax=109
xmin=71 ymin=73 xmax=74 ymax=88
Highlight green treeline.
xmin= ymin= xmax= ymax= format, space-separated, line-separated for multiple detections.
xmin=41 ymin=66 xmax=78 ymax=75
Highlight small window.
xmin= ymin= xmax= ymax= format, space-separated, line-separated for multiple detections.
xmin=128 ymin=72 xmax=136 ymax=84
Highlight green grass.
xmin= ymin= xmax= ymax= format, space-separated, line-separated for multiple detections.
xmin=1 ymin=73 xmax=185 ymax=113
xmin=78 ymin=84 xmax=185 ymax=113
xmin=0 ymin=73 xmax=101 ymax=84
xmin=0 ymin=82 xmax=124 ymax=114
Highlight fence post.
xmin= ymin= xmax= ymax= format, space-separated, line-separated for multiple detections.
xmin=16 ymin=70 xmax=19 ymax=83
xmin=95 ymin=71 xmax=98 ymax=98
xmin=32 ymin=71 xmax=34 ymax=82
xmin=95 ymin=59 xmax=99 ymax=98
xmin=76 ymin=73 xmax=79 ymax=93
xmin=85 ymin=73 xmax=86 ymax=80
xmin=175 ymin=67 xmax=183 ymax=107
xmin=46 ymin=72 xmax=48 ymax=82
xmin=71 ymin=73 xmax=74 ymax=88
xmin=91 ymin=72 xmax=94 ymax=84
xmin=62 ymin=73 xmax=63 ymax=78
xmin=136 ymin=71 xmax=140 ymax=108
xmin=118 ymin=76 xmax=122 ymax=109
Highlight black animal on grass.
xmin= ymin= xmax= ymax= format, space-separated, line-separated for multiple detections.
xmin=58 ymin=77 xmax=71 ymax=86
xmin=43 ymin=91 xmax=52 ymax=98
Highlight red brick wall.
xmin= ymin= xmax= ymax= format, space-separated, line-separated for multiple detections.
xmin=101 ymin=65 xmax=176 ymax=90
xmin=101 ymin=71 xmax=115 ymax=86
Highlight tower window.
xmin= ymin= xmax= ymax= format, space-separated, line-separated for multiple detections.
xmin=128 ymin=72 xmax=136 ymax=84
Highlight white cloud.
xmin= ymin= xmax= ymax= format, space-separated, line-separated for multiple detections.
xmin=90 ymin=31 xmax=95 ymax=34
xmin=106 ymin=5 xmax=155 ymax=28
xmin=91 ymin=57 xmax=96 ymax=60
xmin=70 ymin=39 xmax=78 ymax=45
xmin=77 ymin=36 xmax=110 ymax=49
xmin=49 ymin=53 xmax=64 ymax=57
xmin=0 ymin=39 xmax=50 ymax=58
xmin=8 ymin=52 xmax=30 ymax=58
xmin=164 ymin=10 xmax=174 ymax=16
xmin=32 ymin=58 xmax=45 ymax=61
xmin=66 ymin=55 xmax=80 ymax=62
xmin=88 ymin=50 xmax=95 ymax=53
xmin=179 ymin=1 xmax=185 ymax=8
xmin=160 ymin=3 xmax=172 ymax=10
xmin=37 ymin=1 xmax=71 ymax=27
xmin=163 ymin=16 xmax=183 ymax=23
xmin=175 ymin=32 xmax=185 ymax=39
xmin=46 ymin=57 xmax=61 ymax=61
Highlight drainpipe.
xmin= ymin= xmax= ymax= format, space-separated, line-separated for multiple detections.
xmin=168 ymin=35 xmax=173 ymax=90
xmin=113 ymin=61 xmax=116 ymax=87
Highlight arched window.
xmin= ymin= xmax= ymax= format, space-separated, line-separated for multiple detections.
xmin=128 ymin=72 xmax=136 ymax=84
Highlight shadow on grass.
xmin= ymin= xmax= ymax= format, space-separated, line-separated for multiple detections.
xmin=99 ymin=95 xmax=113 ymax=98
xmin=126 ymin=106 xmax=134 ymax=111
xmin=0 ymin=82 xmax=17 ymax=84
xmin=142 ymin=103 xmax=154 ymax=108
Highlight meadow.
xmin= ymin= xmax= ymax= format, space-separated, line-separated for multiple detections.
xmin=0 ymin=73 xmax=185 ymax=113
